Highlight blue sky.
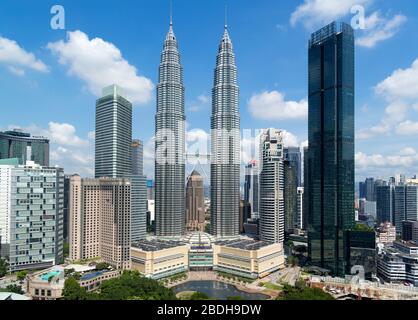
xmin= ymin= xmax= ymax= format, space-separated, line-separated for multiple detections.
xmin=1 ymin=0 xmax=418 ymax=181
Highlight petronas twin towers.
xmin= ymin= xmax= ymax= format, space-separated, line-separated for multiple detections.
xmin=155 ymin=19 xmax=240 ymax=238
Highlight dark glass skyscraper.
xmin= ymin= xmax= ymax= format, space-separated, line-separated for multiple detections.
xmin=210 ymin=25 xmax=240 ymax=238
xmin=284 ymin=160 xmax=298 ymax=233
xmin=307 ymin=22 xmax=355 ymax=276
xmin=284 ymin=147 xmax=302 ymax=187
xmin=155 ymin=21 xmax=186 ymax=237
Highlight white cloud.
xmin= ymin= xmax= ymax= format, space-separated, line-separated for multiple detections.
xmin=248 ymin=91 xmax=308 ymax=121
xmin=47 ymin=30 xmax=154 ymax=105
xmin=290 ymin=0 xmax=370 ymax=28
xmin=0 ymin=36 xmax=48 ymax=75
xmin=376 ymin=58 xmax=418 ymax=101
xmin=282 ymin=130 xmax=300 ymax=147
xmin=359 ymin=58 xmax=418 ymax=138
xmin=188 ymin=94 xmax=210 ymax=113
xmin=400 ymin=147 xmax=417 ymax=156
xmin=356 ymin=151 xmax=418 ymax=170
xmin=396 ymin=121 xmax=418 ymax=135
xmin=357 ymin=13 xmax=407 ymax=48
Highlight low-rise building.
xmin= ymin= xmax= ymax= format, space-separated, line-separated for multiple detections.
xmin=130 ymin=240 xmax=189 ymax=280
xmin=377 ymin=223 xmax=397 ymax=244
xmin=27 ymin=265 xmax=120 ymax=300
xmin=213 ymin=239 xmax=285 ymax=279
xmin=130 ymin=233 xmax=285 ymax=280
xmin=377 ymin=241 xmax=418 ymax=286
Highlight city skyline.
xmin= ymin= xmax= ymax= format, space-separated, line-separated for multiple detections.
xmin=1 ymin=0 xmax=417 ymax=182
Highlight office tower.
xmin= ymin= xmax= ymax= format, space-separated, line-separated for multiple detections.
xmin=185 ymin=170 xmax=205 ymax=232
xmin=155 ymin=20 xmax=186 ymax=237
xmin=210 ymin=24 xmax=240 ymax=238
xmin=147 ymin=180 xmax=155 ymax=200
xmin=296 ymin=187 xmax=304 ymax=230
xmin=239 ymin=200 xmax=251 ymax=234
xmin=95 ymin=85 xmax=132 ymax=179
xmin=395 ymin=174 xmax=406 ymax=186
xmin=0 ymin=129 xmax=49 ymax=166
xmin=0 ymin=159 xmax=64 ymax=271
xmin=131 ymin=140 xmax=147 ymax=242
xmin=307 ymin=22 xmax=355 ymax=276
xmin=359 ymin=181 xmax=366 ymax=199
xmin=406 ymin=185 xmax=418 ymax=221
xmin=393 ymin=186 xmax=406 ymax=233
xmin=284 ymin=160 xmax=298 ymax=233
xmin=63 ymin=175 xmax=71 ymax=242
xmin=365 ymin=178 xmax=375 ymax=201
xmin=131 ymin=140 xmax=144 ymax=176
xmin=402 ymin=220 xmax=418 ymax=242
xmin=284 ymin=147 xmax=302 ymax=187
xmin=376 ymin=185 xmax=394 ymax=224
xmin=69 ymin=176 xmax=131 ymax=269
xmin=303 ymin=146 xmax=309 ymax=231
xmin=244 ymin=160 xmax=259 ymax=219
xmin=259 ymin=129 xmax=285 ymax=244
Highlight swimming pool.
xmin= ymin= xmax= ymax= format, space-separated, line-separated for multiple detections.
xmin=40 ymin=270 xmax=61 ymax=281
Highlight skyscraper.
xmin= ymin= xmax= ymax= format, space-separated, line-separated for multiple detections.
xmin=210 ymin=24 xmax=240 ymax=238
xmin=244 ymin=160 xmax=259 ymax=219
xmin=69 ymin=176 xmax=131 ymax=269
xmin=0 ymin=159 xmax=64 ymax=271
xmin=307 ymin=22 xmax=355 ymax=276
xmin=303 ymin=146 xmax=309 ymax=231
xmin=394 ymin=185 xmax=406 ymax=233
xmin=259 ymin=129 xmax=285 ymax=244
xmin=185 ymin=170 xmax=205 ymax=232
xmin=284 ymin=160 xmax=298 ymax=233
xmin=284 ymin=147 xmax=302 ymax=187
xmin=0 ymin=129 xmax=49 ymax=166
xmin=95 ymin=85 xmax=132 ymax=179
xmin=131 ymin=140 xmax=147 ymax=242
xmin=155 ymin=20 xmax=186 ymax=237
xmin=376 ymin=185 xmax=394 ymax=224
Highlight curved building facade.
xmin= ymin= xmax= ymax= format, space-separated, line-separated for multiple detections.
xmin=210 ymin=26 xmax=241 ymax=238
xmin=155 ymin=22 xmax=186 ymax=237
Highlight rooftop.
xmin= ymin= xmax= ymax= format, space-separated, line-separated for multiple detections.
xmin=132 ymin=239 xmax=186 ymax=252
xmin=215 ymin=238 xmax=274 ymax=250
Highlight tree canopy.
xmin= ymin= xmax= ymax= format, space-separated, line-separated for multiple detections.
xmin=62 ymin=271 xmax=177 ymax=301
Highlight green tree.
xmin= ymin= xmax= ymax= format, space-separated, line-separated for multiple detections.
xmin=278 ymin=283 xmax=334 ymax=300
xmin=0 ymin=258 xmax=8 ymax=278
xmin=62 ymin=277 xmax=88 ymax=300
xmin=0 ymin=284 xmax=24 ymax=295
xmin=98 ymin=271 xmax=177 ymax=300
xmin=16 ymin=270 xmax=28 ymax=281
xmin=190 ymin=292 xmax=210 ymax=300
xmin=63 ymin=243 xmax=70 ymax=258
xmin=227 ymin=296 xmax=243 ymax=300
xmin=95 ymin=262 xmax=110 ymax=271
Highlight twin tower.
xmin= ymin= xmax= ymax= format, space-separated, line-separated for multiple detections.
xmin=155 ymin=20 xmax=240 ymax=238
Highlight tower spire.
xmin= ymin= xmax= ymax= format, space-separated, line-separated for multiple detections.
xmin=170 ymin=0 xmax=173 ymax=26
xmin=224 ymin=2 xmax=228 ymax=29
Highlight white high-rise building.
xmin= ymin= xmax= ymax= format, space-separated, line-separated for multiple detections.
xmin=0 ymin=159 xmax=64 ymax=271
xmin=259 ymin=129 xmax=285 ymax=244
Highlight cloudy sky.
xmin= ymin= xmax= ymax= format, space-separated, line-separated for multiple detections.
xmin=0 ymin=0 xmax=417 ymax=181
